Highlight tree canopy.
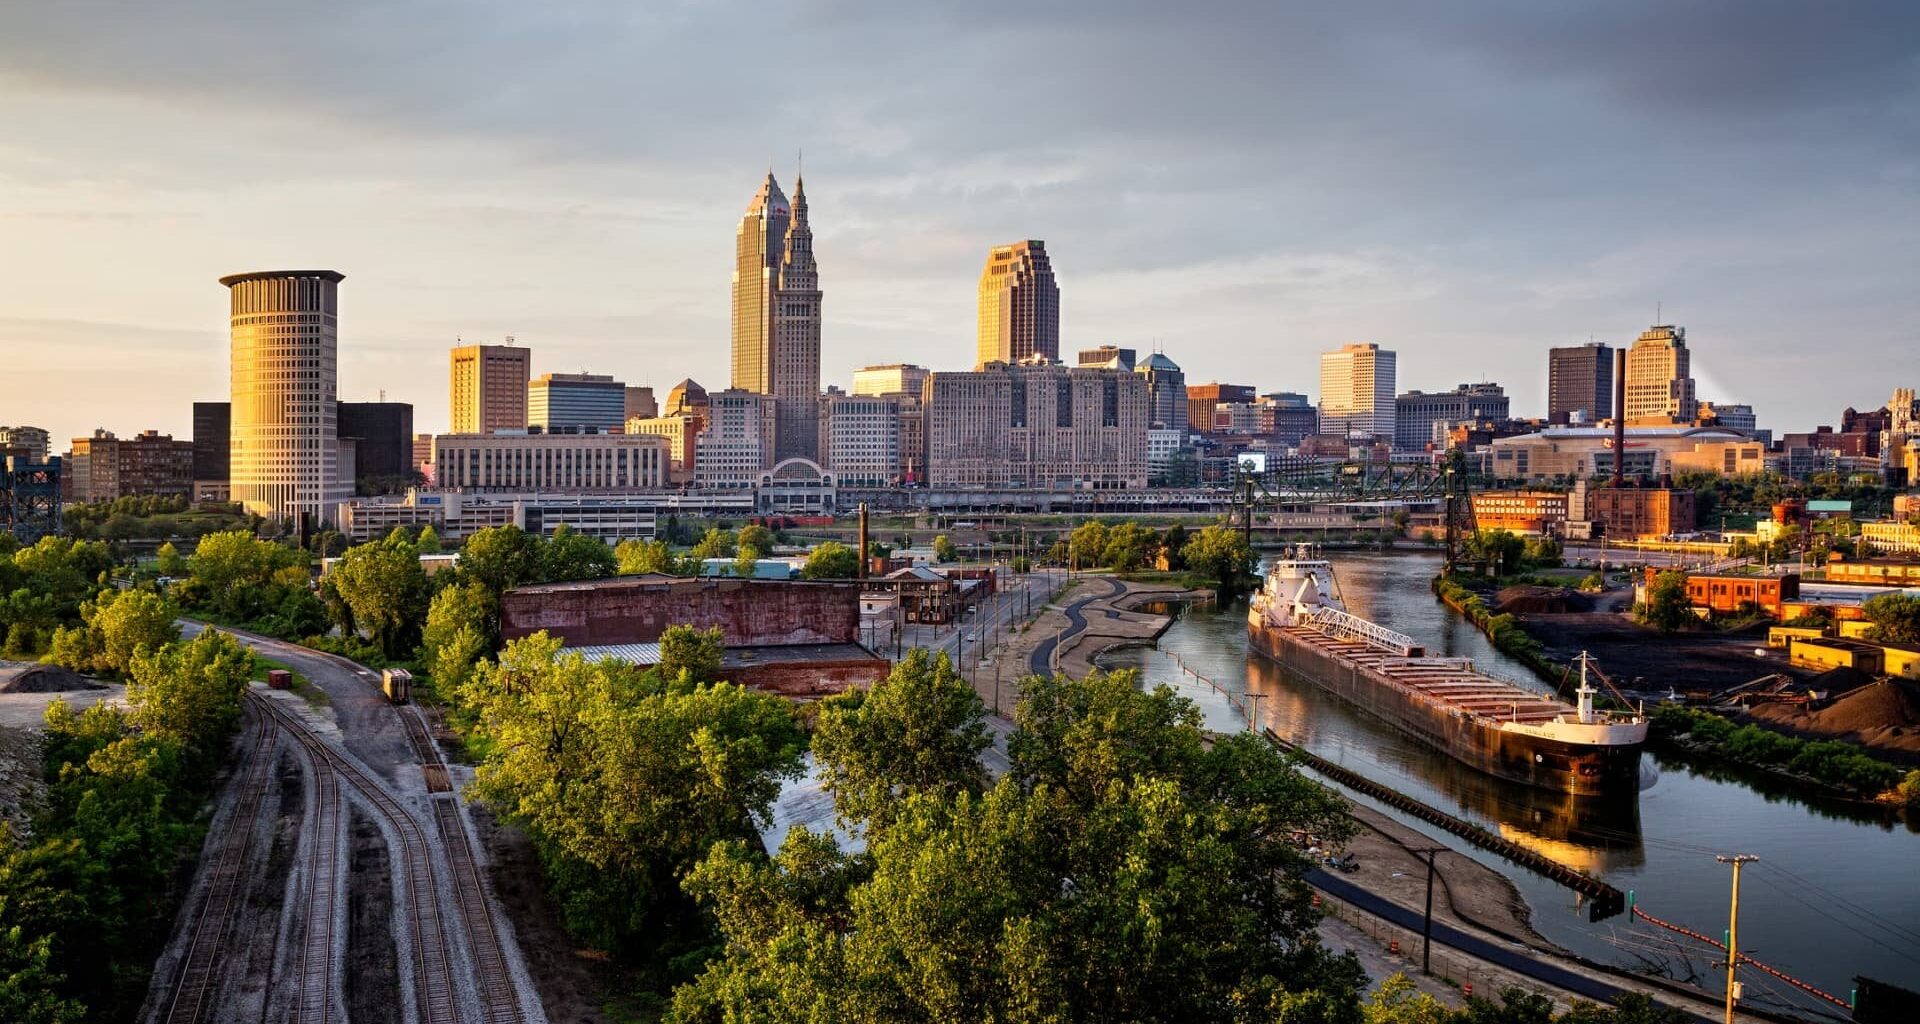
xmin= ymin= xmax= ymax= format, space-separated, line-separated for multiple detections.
xmin=1183 ymin=523 xmax=1257 ymax=596
xmin=326 ymin=533 xmax=431 ymax=659
xmin=800 ymin=541 xmax=859 ymax=580
xmin=1862 ymin=591 xmax=1920 ymax=645
xmin=812 ymin=649 xmax=989 ymax=830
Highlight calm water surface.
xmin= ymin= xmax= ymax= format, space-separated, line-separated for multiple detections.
xmin=1106 ymin=551 xmax=1920 ymax=1009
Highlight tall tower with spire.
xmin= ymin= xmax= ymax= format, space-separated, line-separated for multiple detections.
xmin=730 ymin=169 xmax=821 ymax=463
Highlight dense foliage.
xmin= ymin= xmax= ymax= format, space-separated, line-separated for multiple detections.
xmin=1650 ymin=704 xmax=1909 ymax=799
xmin=1182 ymin=522 xmax=1259 ymax=596
xmin=672 ymin=668 xmax=1363 ymax=1023
xmin=459 ymin=633 xmax=807 ymax=956
xmin=0 ymin=629 xmax=255 ymax=1022
xmin=0 ymin=537 xmax=113 ymax=659
xmin=1635 ymin=572 xmax=1692 ymax=633
xmin=799 ymin=541 xmax=858 ymax=580
xmin=1861 ymin=591 xmax=1920 ymax=646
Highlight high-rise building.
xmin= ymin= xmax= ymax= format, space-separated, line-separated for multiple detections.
xmin=1185 ymin=383 xmax=1256 ymax=434
xmin=67 ymin=429 xmax=194 ymax=502
xmin=529 ymin=373 xmax=626 ymax=433
xmin=449 ymin=342 xmax=530 ymax=435
xmin=850 ymin=364 xmax=930 ymax=399
xmin=696 ymin=390 xmax=779 ymax=488
xmin=1393 ymin=383 xmax=1508 ymax=452
xmin=624 ymin=386 xmax=658 ymax=423
xmin=190 ymin=402 xmax=230 ymax=494
xmin=1135 ymin=354 xmax=1186 ymax=431
xmin=666 ymin=378 xmax=710 ymax=418
xmin=926 ymin=363 xmax=1146 ymax=490
xmin=1547 ymin=342 xmax=1613 ymax=424
xmin=1258 ymin=393 xmax=1319 ymax=447
xmin=820 ymin=393 xmax=904 ymax=487
xmin=0 ymin=426 xmax=50 ymax=463
xmin=730 ymin=171 xmax=821 ymax=463
xmin=223 ymin=270 xmax=351 ymax=520
xmin=338 ymin=402 xmax=415 ymax=484
xmin=1077 ymin=346 xmax=1136 ymax=371
xmin=1318 ymin=343 xmax=1397 ymax=440
xmin=976 ymin=241 xmax=1059 ymax=367
xmin=1623 ymin=325 xmax=1696 ymax=424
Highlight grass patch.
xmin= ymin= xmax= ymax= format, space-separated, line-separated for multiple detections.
xmin=253 ymin=655 xmax=329 ymax=709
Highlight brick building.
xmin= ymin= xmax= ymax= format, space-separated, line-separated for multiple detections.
xmin=1470 ymin=490 xmax=1569 ymax=536
xmin=1578 ymin=485 xmax=1696 ymax=540
xmin=67 ymin=429 xmax=194 ymax=501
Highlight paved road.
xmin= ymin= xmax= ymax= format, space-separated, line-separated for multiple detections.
xmin=1309 ymin=870 xmax=1710 ymax=1021
xmin=1027 ymin=575 xmax=1125 ymax=676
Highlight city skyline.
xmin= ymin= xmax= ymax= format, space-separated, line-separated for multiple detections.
xmin=4 ymin=3 xmax=1917 ymax=447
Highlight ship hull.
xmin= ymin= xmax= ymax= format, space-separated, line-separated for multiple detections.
xmin=1249 ymin=620 xmax=1641 ymax=795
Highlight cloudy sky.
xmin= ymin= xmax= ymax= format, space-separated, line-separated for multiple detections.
xmin=2 ymin=1 xmax=1916 ymax=447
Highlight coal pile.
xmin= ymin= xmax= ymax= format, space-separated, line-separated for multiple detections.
xmin=1494 ymin=585 xmax=1589 ymax=615
xmin=1749 ymin=678 xmax=1920 ymax=762
xmin=0 ymin=664 xmax=105 ymax=694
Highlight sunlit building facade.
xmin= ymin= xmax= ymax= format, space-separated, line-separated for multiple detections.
xmin=730 ymin=171 xmax=821 ymax=462
xmin=976 ymin=241 xmax=1059 ymax=367
xmin=223 ymin=270 xmax=352 ymax=520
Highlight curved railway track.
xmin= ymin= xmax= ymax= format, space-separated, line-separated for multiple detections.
xmin=249 ymin=693 xmax=467 ymax=1024
xmin=289 ymin=736 xmax=343 ymax=1023
xmin=161 ymin=707 xmax=277 ymax=1024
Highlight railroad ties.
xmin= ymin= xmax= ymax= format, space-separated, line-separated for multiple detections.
xmin=290 ymin=742 xmax=343 ymax=1024
xmin=249 ymin=694 xmax=465 ymax=1024
xmin=162 ymin=706 xmax=279 ymax=1024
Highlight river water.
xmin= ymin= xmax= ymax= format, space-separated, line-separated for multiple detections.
xmin=1104 ymin=552 xmax=1920 ymax=1013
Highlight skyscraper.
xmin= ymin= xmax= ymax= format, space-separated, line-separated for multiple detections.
xmin=1134 ymin=353 xmax=1186 ymax=430
xmin=1548 ymin=342 xmax=1614 ymax=423
xmin=976 ymin=241 xmax=1059 ymax=367
xmin=1318 ymin=343 xmax=1397 ymax=440
xmin=223 ymin=270 xmax=351 ymax=520
xmin=1623 ymin=325 xmax=1697 ymax=424
xmin=851 ymin=364 xmax=930 ymax=398
xmin=529 ymin=373 xmax=626 ymax=433
xmin=730 ymin=171 xmax=821 ymax=463
xmin=450 ymin=342 xmax=530 ymax=434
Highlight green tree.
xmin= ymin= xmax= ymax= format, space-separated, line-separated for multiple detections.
xmin=658 ymin=624 xmax=725 ymax=683
xmin=1467 ymin=529 xmax=1527 ymax=577
xmin=125 ymin=629 xmax=254 ymax=760
xmin=812 ymin=649 xmax=989 ymax=830
xmin=459 ymin=525 xmax=545 ymax=597
xmin=614 ymin=538 xmax=674 ymax=576
xmin=736 ymin=524 xmax=774 ymax=560
xmin=800 ymin=541 xmax=859 ymax=580
xmin=464 ymin=634 xmax=805 ymax=952
xmin=1182 ymin=523 xmax=1257 ymax=596
xmin=1638 ymin=571 xmax=1692 ymax=633
xmin=1359 ymin=974 xmax=1453 ymax=1024
xmin=414 ymin=523 xmax=443 ymax=554
xmin=730 ymin=549 xmax=763 ymax=580
xmin=932 ymin=534 xmax=958 ymax=563
xmin=88 ymin=589 xmax=180 ymax=676
xmin=1861 ymin=591 xmax=1920 ymax=645
xmin=1101 ymin=522 xmax=1157 ymax=572
xmin=328 ymin=535 xmax=431 ymax=659
xmin=1067 ymin=521 xmax=1109 ymax=569
xmin=675 ymin=669 xmax=1360 ymax=1024
xmin=153 ymin=542 xmax=186 ymax=578
xmin=420 ymin=580 xmax=497 ymax=669
xmin=690 ymin=527 xmax=738 ymax=561
xmin=0 ymin=926 xmax=84 ymax=1024
xmin=541 ymin=525 xmax=616 ymax=582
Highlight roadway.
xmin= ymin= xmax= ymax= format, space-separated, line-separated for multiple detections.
xmin=1028 ymin=575 xmax=1125 ymax=675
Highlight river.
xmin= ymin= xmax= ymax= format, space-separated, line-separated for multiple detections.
xmin=1104 ymin=551 xmax=1920 ymax=1014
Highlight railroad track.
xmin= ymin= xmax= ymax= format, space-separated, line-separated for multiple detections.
xmin=161 ymin=707 xmax=278 ymax=1024
xmin=249 ymin=694 xmax=467 ymax=1024
xmin=400 ymin=703 xmax=452 ymax=792
xmin=431 ymin=795 xmax=524 ymax=1022
xmin=290 ymin=736 xmax=343 ymax=1024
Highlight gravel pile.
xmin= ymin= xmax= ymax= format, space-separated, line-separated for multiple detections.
xmin=0 ymin=664 xmax=105 ymax=694
xmin=1749 ymin=678 xmax=1920 ymax=762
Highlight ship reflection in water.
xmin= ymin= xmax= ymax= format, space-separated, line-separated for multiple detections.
xmin=1239 ymin=653 xmax=1646 ymax=875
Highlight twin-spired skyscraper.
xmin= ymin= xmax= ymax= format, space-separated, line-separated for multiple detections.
xmin=730 ymin=171 xmax=822 ymax=463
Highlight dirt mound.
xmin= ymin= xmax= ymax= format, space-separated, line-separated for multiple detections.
xmin=0 ymin=664 xmax=104 ymax=694
xmin=1748 ymin=678 xmax=1920 ymax=762
xmin=1494 ymin=585 xmax=1588 ymax=615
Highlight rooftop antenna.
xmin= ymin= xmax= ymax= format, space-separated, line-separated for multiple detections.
xmin=1656 ymin=300 xmax=1662 ymax=325
xmin=505 ymin=334 xmax=516 ymax=346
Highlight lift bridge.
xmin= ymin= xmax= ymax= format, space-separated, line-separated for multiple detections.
xmin=1232 ymin=449 xmax=1478 ymax=567
xmin=2 ymin=455 xmax=63 ymax=543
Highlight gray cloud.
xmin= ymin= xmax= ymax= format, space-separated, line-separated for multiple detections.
xmin=1 ymin=1 xmax=1916 ymax=445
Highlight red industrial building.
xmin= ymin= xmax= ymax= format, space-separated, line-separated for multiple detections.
xmin=500 ymin=575 xmax=887 ymax=696
xmin=1654 ymin=568 xmax=1801 ymax=618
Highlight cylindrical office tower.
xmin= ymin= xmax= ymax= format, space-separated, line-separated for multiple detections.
xmin=221 ymin=270 xmax=350 ymax=520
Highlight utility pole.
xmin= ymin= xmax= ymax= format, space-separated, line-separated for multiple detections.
xmin=1245 ymin=692 xmax=1266 ymax=732
xmin=1412 ymin=847 xmax=1447 ymax=975
xmin=1717 ymin=854 xmax=1758 ymax=1024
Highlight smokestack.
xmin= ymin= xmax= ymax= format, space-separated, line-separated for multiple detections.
xmin=857 ymin=503 xmax=869 ymax=581
xmin=1612 ymin=347 xmax=1627 ymax=488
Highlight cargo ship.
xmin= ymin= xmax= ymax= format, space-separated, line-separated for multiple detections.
xmin=1247 ymin=550 xmax=1646 ymax=795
